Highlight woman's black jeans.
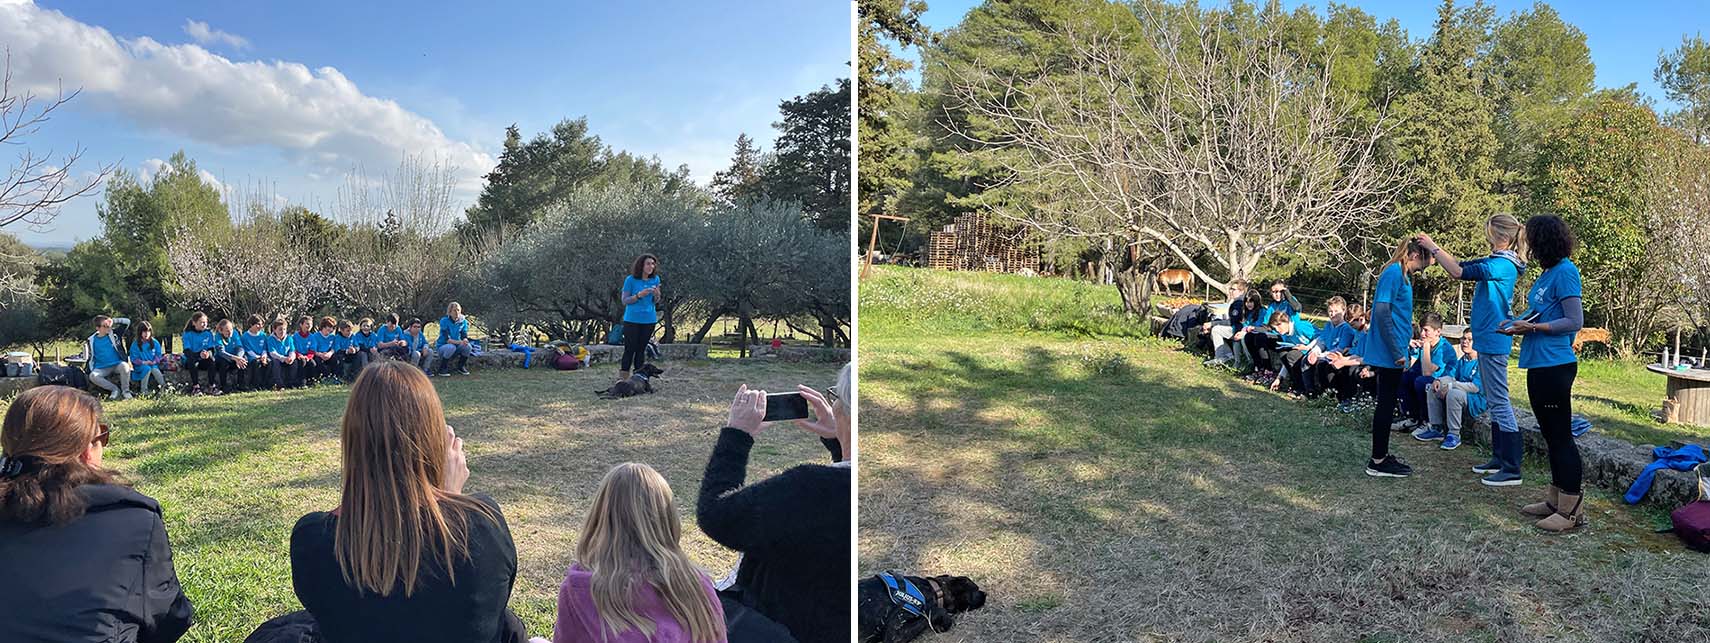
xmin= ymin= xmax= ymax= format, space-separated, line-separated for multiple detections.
xmin=621 ymin=321 xmax=655 ymax=373
xmin=1528 ymin=361 xmax=1581 ymax=493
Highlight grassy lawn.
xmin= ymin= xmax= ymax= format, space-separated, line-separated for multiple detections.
xmin=1 ymin=359 xmax=839 ymax=642
xmin=858 ymin=266 xmax=1710 ymax=642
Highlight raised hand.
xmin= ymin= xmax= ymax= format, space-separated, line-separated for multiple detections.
xmin=727 ymin=385 xmax=768 ymax=436
xmin=442 ymin=425 xmax=469 ymax=494
xmin=792 ymin=385 xmax=839 ymax=439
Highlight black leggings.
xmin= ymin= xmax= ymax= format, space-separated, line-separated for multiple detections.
xmin=1242 ymin=333 xmax=1279 ymax=371
xmin=621 ymin=321 xmax=655 ymax=372
xmin=183 ymin=352 xmax=213 ymax=386
xmin=1369 ymin=366 xmax=1402 ymax=460
xmin=213 ymin=358 xmax=235 ymax=390
xmin=1529 ymin=362 xmax=1581 ymax=493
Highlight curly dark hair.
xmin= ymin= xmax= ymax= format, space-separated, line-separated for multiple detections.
xmin=1525 ymin=214 xmax=1576 ymax=269
xmin=630 ymin=254 xmax=659 ymax=279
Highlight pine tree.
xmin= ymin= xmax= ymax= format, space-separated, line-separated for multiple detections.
xmin=709 ymin=133 xmax=764 ymax=207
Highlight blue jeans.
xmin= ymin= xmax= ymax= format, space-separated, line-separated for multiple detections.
xmin=1479 ymin=353 xmax=1517 ymax=433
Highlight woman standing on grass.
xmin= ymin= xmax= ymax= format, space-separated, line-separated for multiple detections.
xmin=619 ymin=254 xmax=662 ymax=383
xmin=1500 ymin=215 xmax=1586 ymax=532
xmin=1417 ymin=214 xmax=1527 ymax=485
xmin=553 ymin=463 xmax=726 ymax=643
xmin=1364 ymin=237 xmax=1435 ymax=479
xmin=283 ymin=360 xmax=529 ymax=642
xmin=0 ymin=386 xmax=194 ymax=643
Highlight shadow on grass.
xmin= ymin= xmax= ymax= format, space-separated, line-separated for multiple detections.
xmin=858 ymin=339 xmax=1710 ymax=642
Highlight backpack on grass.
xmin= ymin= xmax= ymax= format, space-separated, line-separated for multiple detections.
xmin=36 ymin=363 xmax=89 ymax=390
xmin=1670 ymin=464 xmax=1710 ymax=552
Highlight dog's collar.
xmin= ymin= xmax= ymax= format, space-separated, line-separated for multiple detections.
xmin=879 ymin=571 xmax=930 ymax=619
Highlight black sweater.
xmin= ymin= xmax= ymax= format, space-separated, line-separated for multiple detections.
xmin=697 ymin=428 xmax=851 ymax=643
xmin=289 ymin=493 xmax=526 ymax=643
xmin=0 ymin=484 xmax=194 ymax=643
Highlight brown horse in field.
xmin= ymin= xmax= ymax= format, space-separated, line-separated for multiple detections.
xmin=1155 ymin=268 xmax=1194 ymax=296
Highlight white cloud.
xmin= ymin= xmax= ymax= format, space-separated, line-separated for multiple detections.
xmin=182 ymin=19 xmax=247 ymax=50
xmin=0 ymin=1 xmax=495 ymax=194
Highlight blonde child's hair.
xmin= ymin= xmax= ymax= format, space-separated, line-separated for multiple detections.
xmin=1486 ymin=213 xmax=1523 ymax=253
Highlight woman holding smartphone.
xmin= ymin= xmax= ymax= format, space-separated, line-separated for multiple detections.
xmin=618 ymin=254 xmax=662 ymax=383
xmin=1500 ymin=215 xmax=1586 ymax=532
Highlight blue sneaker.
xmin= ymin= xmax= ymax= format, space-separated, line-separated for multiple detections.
xmin=1411 ymin=427 xmax=1446 ymax=442
xmin=1480 ymin=471 xmax=1523 ymax=487
xmin=1440 ymin=434 xmax=1461 ymax=450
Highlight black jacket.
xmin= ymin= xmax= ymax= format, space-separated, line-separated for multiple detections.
xmin=0 ymin=484 xmax=194 ymax=643
xmin=289 ymin=493 xmax=526 ymax=643
xmin=698 ymin=428 xmax=851 ymax=643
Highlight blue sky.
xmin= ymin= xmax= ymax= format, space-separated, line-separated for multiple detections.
xmin=892 ymin=0 xmax=1704 ymax=111
xmin=2 ymin=0 xmax=850 ymax=247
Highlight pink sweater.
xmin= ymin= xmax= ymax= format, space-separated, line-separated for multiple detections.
xmin=554 ymin=564 xmax=727 ymax=643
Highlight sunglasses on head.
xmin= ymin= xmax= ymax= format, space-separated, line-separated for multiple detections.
xmin=94 ymin=423 xmax=110 ymax=447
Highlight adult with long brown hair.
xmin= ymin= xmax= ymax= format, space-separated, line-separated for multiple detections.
xmin=618 ymin=254 xmax=662 ymax=383
xmin=697 ymin=364 xmax=852 ymax=643
xmin=553 ymin=463 xmax=726 ymax=643
xmin=0 ymin=386 xmax=195 ymax=642
xmin=284 ymin=360 xmax=529 ymax=642
xmin=1500 ymin=215 xmax=1587 ymax=532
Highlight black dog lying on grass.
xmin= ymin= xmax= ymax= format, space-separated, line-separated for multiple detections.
xmin=858 ymin=572 xmax=987 ymax=643
xmin=596 ymin=363 xmax=664 ymax=399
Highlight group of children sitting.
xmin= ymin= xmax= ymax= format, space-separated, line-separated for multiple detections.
xmin=85 ymin=309 xmax=468 ymax=399
xmin=1196 ymin=279 xmax=1486 ymax=449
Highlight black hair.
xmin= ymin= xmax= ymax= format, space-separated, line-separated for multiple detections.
xmin=1525 ymin=214 xmax=1576 ymax=269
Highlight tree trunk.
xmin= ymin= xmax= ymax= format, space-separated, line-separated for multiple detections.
xmin=689 ymin=309 xmax=728 ymax=344
xmin=1110 ymin=245 xmax=1160 ymax=317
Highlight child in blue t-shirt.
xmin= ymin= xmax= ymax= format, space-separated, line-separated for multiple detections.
xmin=182 ymin=312 xmax=220 ymax=395
xmin=1365 ymin=236 xmax=1436 ymax=479
xmin=240 ymin=314 xmax=270 ymax=391
xmin=212 ymin=318 xmax=247 ymax=394
xmin=130 ymin=321 xmax=166 ymax=396
xmin=1417 ymin=332 xmax=1484 ymax=450
xmin=1397 ymin=312 xmax=1454 ymax=433
xmin=265 ymin=318 xmax=300 ymax=390
xmin=1267 ymin=311 xmax=1319 ymax=397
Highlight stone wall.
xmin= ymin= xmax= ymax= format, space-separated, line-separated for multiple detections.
xmin=745 ymin=344 xmax=851 ymax=363
xmin=470 ymin=344 xmax=710 ymax=370
xmin=1465 ymin=411 xmax=1706 ymax=510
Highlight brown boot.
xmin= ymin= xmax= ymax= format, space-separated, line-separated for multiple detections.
xmin=1520 ymin=485 xmax=1559 ymax=518
xmin=617 ymin=370 xmax=630 ymax=383
xmin=1535 ymin=492 xmax=1587 ymax=532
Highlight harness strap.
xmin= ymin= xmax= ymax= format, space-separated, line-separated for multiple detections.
xmin=879 ymin=571 xmax=929 ymax=619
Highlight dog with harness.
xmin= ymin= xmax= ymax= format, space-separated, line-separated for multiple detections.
xmin=858 ymin=571 xmax=987 ymax=643
xmin=596 ymin=362 xmax=664 ymax=399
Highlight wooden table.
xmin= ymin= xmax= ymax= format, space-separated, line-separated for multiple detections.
xmin=1648 ymin=363 xmax=1710 ymax=426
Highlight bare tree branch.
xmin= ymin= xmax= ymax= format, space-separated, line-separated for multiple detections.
xmin=0 ymin=50 xmax=116 ymax=231
xmin=939 ymin=9 xmax=1408 ymax=301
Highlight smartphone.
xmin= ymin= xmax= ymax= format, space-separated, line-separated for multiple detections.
xmin=762 ymin=392 xmax=811 ymax=422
